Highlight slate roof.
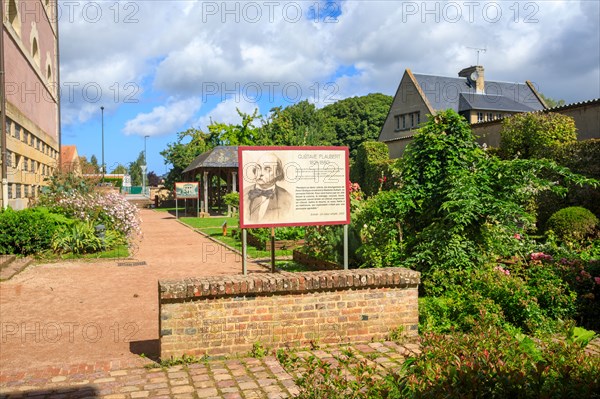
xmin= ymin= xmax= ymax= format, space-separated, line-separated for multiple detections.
xmin=458 ymin=93 xmax=539 ymax=113
xmin=412 ymin=73 xmax=545 ymax=112
xmin=183 ymin=146 xmax=238 ymax=173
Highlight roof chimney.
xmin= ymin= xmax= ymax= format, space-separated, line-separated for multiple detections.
xmin=459 ymin=66 xmax=485 ymax=94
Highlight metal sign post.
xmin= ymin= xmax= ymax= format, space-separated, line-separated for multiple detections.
xmin=242 ymin=229 xmax=248 ymax=275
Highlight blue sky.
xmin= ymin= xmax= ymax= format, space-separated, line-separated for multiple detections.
xmin=58 ymin=0 xmax=600 ymax=175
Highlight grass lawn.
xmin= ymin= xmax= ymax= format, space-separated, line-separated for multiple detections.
xmin=178 ymin=216 xmax=295 ymax=259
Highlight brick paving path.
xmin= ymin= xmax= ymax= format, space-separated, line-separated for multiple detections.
xmin=0 ymin=341 xmax=422 ymax=398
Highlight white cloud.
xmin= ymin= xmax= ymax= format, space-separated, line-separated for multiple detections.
xmin=123 ymin=97 xmax=202 ymax=137
xmin=60 ymin=0 xmax=599 ymax=130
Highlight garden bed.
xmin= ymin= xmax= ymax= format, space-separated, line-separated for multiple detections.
xmin=292 ymin=249 xmax=342 ymax=271
xmin=247 ymin=233 xmax=305 ymax=251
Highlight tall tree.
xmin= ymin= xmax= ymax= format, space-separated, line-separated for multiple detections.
xmin=321 ymin=93 xmax=393 ymax=158
xmin=147 ymin=171 xmax=160 ymax=187
xmin=90 ymin=155 xmax=100 ymax=173
xmin=160 ymin=128 xmax=212 ymax=188
xmin=206 ymin=108 xmax=265 ymax=146
xmin=128 ymin=151 xmax=145 ymax=186
xmin=259 ymin=101 xmax=334 ymax=146
xmin=110 ymin=164 xmax=127 ymax=174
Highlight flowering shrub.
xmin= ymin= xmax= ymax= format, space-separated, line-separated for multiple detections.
xmin=40 ymin=191 xmax=142 ymax=241
xmin=278 ymin=322 xmax=600 ymax=399
xmin=539 ymin=254 xmax=600 ymax=332
xmin=396 ymin=323 xmax=600 ymax=398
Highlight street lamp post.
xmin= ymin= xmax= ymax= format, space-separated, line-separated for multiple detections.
xmin=100 ymin=106 xmax=105 ymax=182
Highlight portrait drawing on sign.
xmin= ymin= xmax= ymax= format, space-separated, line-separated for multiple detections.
xmin=244 ymin=153 xmax=292 ymax=223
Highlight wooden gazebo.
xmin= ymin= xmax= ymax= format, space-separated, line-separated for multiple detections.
xmin=182 ymin=146 xmax=238 ymax=215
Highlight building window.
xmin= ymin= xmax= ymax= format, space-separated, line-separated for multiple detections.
xmin=401 ymin=115 xmax=406 ymax=129
xmin=477 ymin=112 xmax=484 ymax=123
xmin=6 ymin=151 xmax=12 ymax=168
xmin=8 ymin=184 xmax=13 ymax=200
xmin=30 ymin=159 xmax=35 ymax=172
xmin=417 ymin=112 xmax=421 ymax=125
xmin=32 ymin=37 xmax=40 ymax=67
xmin=36 ymin=137 xmax=40 ymax=150
xmin=487 ymin=113 xmax=493 ymax=121
xmin=23 ymin=157 xmax=28 ymax=172
xmin=24 ymin=185 xmax=29 ymax=198
xmin=5 ymin=119 xmax=12 ymax=136
xmin=410 ymin=113 xmax=414 ymax=127
xmin=16 ymin=184 xmax=22 ymax=199
xmin=497 ymin=113 xmax=502 ymax=120
xmin=8 ymin=0 xmax=21 ymax=36
xmin=394 ymin=115 xmax=401 ymax=131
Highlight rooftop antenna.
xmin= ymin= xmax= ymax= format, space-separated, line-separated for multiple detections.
xmin=467 ymin=46 xmax=487 ymax=65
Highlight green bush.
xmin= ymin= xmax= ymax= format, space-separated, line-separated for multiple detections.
xmin=350 ymin=141 xmax=396 ymax=197
xmin=51 ymin=222 xmax=103 ymax=254
xmin=279 ymin=322 xmax=600 ymax=399
xmin=396 ymin=323 xmax=600 ymax=398
xmin=223 ymin=192 xmax=239 ymax=208
xmin=499 ymin=112 xmax=577 ymax=159
xmin=0 ymin=207 xmax=72 ymax=255
xmin=547 ymin=207 xmax=598 ymax=243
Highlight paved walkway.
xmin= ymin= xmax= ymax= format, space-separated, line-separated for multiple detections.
xmin=0 ymin=340 xmax=421 ymax=398
xmin=0 ymin=210 xmax=266 ymax=383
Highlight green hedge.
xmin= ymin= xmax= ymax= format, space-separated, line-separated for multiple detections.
xmin=0 ymin=207 xmax=73 ymax=255
xmin=536 ymin=139 xmax=600 ymax=228
xmin=351 ymin=141 xmax=395 ymax=197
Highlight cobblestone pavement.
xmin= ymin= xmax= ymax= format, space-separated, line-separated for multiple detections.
xmin=0 ymin=341 xmax=422 ymax=399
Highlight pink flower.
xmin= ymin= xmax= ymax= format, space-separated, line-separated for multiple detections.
xmin=595 ymin=277 xmax=600 ymax=285
xmin=514 ymin=233 xmax=521 ymax=240
xmin=530 ymin=252 xmax=553 ymax=262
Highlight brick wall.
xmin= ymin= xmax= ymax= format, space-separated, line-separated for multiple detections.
xmin=159 ymin=268 xmax=420 ymax=359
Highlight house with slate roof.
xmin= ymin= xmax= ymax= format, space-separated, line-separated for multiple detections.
xmin=378 ymin=66 xmax=547 ymax=158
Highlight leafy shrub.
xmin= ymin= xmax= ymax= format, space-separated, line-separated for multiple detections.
xmin=250 ymin=226 xmax=305 ymax=242
xmin=278 ymin=323 xmax=600 ymax=399
xmin=499 ymin=112 xmax=577 ymax=159
xmin=544 ymin=253 xmax=600 ymax=332
xmin=38 ymin=190 xmax=141 ymax=240
xmin=223 ymin=192 xmax=239 ymax=208
xmin=419 ymin=261 xmax=577 ymax=335
xmin=0 ymin=207 xmax=72 ymax=255
xmin=51 ymin=222 xmax=103 ymax=254
xmin=350 ymin=141 xmax=397 ymax=197
xmin=396 ymin=323 xmax=600 ymax=399
xmin=547 ymin=206 xmax=598 ymax=243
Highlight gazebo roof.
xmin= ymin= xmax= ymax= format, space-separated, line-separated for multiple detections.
xmin=183 ymin=146 xmax=238 ymax=173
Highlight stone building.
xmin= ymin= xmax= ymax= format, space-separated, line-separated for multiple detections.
xmin=1 ymin=0 xmax=60 ymax=210
xmin=378 ymin=66 xmax=546 ymax=158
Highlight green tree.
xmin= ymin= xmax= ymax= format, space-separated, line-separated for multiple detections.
xmin=128 ymin=151 xmax=145 ymax=186
xmin=90 ymin=155 xmax=100 ymax=172
xmin=499 ymin=112 xmax=577 ymax=159
xmin=321 ymin=93 xmax=393 ymax=158
xmin=259 ymin=101 xmax=334 ymax=146
xmin=110 ymin=164 xmax=127 ymax=174
xmin=539 ymin=93 xmax=566 ymax=109
xmin=79 ymin=156 xmax=98 ymax=174
xmin=160 ymin=128 xmax=212 ymax=188
xmin=206 ymin=108 xmax=266 ymax=146
xmin=357 ymin=110 xmax=596 ymax=273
